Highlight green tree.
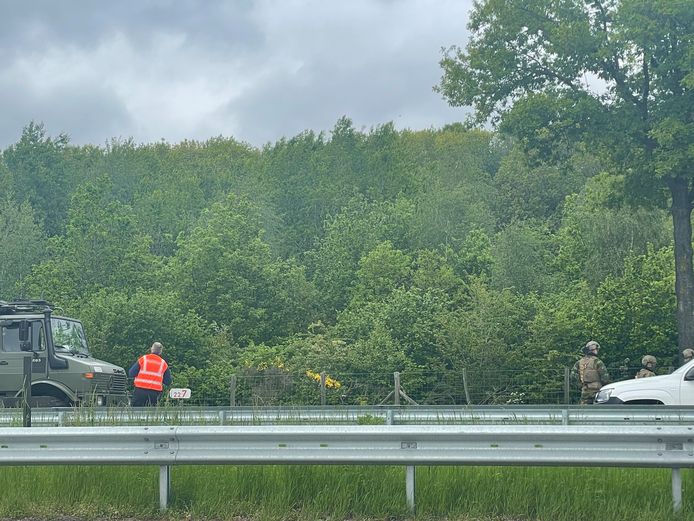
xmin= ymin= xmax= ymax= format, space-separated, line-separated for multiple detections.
xmin=0 ymin=193 xmax=47 ymax=297
xmin=171 ymin=194 xmax=318 ymax=344
xmin=590 ymin=246 xmax=677 ymax=367
xmin=492 ymin=147 xmax=594 ymax=226
xmin=23 ymin=177 xmax=161 ymax=303
xmin=556 ymin=173 xmax=671 ymax=287
xmin=438 ymin=0 xmax=694 ymax=352
xmin=306 ymin=196 xmax=415 ymax=317
xmin=78 ymin=289 xmax=213 ymax=372
xmin=2 ymin=122 xmax=71 ymax=236
xmin=402 ymin=128 xmax=498 ymax=249
xmin=491 ymin=222 xmax=556 ymax=294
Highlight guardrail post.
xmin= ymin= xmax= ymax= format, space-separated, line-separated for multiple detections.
xmin=394 ymin=372 xmax=400 ymax=406
xmin=159 ymin=465 xmax=170 ymax=511
xmin=230 ymin=375 xmax=237 ymax=407
xmin=320 ymin=372 xmax=326 ymax=406
xmin=672 ymin=467 xmax=682 ymax=513
xmin=406 ymin=465 xmax=416 ymax=514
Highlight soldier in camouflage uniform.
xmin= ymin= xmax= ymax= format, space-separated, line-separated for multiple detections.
xmin=571 ymin=340 xmax=610 ymax=405
xmin=635 ymin=355 xmax=656 ymax=378
xmin=683 ymin=349 xmax=694 ymax=365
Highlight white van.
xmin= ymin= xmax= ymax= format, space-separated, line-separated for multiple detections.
xmin=595 ymin=360 xmax=694 ymax=405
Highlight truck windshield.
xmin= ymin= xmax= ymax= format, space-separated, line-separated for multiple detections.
xmin=51 ymin=318 xmax=90 ymax=356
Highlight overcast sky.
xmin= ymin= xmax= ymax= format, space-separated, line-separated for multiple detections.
xmin=0 ymin=0 xmax=473 ymax=150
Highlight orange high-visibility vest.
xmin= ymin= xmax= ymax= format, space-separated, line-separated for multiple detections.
xmin=133 ymin=353 xmax=168 ymax=391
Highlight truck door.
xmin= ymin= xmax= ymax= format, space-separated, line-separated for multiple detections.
xmin=30 ymin=320 xmax=48 ymax=380
xmin=0 ymin=320 xmax=48 ymax=396
xmin=0 ymin=321 xmax=29 ymax=394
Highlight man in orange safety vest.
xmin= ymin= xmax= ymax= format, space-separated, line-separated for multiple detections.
xmin=128 ymin=342 xmax=172 ymax=406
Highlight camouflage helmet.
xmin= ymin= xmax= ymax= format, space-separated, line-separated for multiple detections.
xmin=583 ymin=340 xmax=600 ymax=354
xmin=641 ymin=355 xmax=657 ymax=367
xmin=683 ymin=348 xmax=694 ymax=361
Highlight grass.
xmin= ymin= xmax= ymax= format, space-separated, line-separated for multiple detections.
xmin=0 ymin=465 xmax=689 ymax=520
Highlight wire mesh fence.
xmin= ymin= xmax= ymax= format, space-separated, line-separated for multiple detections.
xmin=176 ymin=364 xmax=674 ymax=407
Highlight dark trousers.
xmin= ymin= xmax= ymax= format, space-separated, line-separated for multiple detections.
xmin=131 ymin=387 xmax=162 ymax=407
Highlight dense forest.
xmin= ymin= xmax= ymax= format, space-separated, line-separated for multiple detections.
xmin=0 ymin=118 xmax=676 ymax=404
xmin=1 ymin=0 xmax=690 ymax=405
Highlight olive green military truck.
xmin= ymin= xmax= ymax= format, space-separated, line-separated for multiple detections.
xmin=0 ymin=300 xmax=128 ymax=407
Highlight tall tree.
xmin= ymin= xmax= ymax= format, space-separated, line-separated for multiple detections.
xmin=438 ymin=0 xmax=694 ymax=351
xmin=0 ymin=193 xmax=46 ymax=297
xmin=171 ymin=194 xmax=318 ymax=344
xmin=2 ymin=122 xmax=71 ymax=236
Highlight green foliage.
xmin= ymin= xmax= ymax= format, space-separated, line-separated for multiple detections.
xmin=306 ymin=196 xmax=416 ymax=316
xmin=491 ymin=222 xmax=556 ymax=294
xmin=0 ymin=465 xmax=684 ymax=521
xmin=0 ymin=114 xmax=687 ymax=405
xmin=439 ymin=279 xmax=534 ymax=369
xmin=591 ymin=246 xmax=677 ymax=366
xmin=77 ymin=289 xmax=213 ymax=371
xmin=0 ymin=192 xmax=46 ymax=297
xmin=556 ymin=174 xmax=671 ymax=287
xmin=352 ymin=241 xmax=412 ymax=300
xmin=493 ymin=147 xmax=593 ymax=225
xmin=171 ymin=194 xmax=318 ymax=344
xmin=455 ymin=228 xmax=493 ymax=282
xmin=438 ymin=0 xmax=694 ymax=347
xmin=525 ymin=282 xmax=594 ymax=363
xmin=2 ymin=122 xmax=71 ymax=236
xmin=22 ymin=176 xmax=162 ymax=303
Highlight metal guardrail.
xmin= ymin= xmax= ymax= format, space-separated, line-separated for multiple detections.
xmin=6 ymin=404 xmax=694 ymax=426
xmin=0 ymin=424 xmax=691 ymax=513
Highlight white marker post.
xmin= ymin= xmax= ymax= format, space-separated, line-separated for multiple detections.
xmin=168 ymin=388 xmax=192 ymax=400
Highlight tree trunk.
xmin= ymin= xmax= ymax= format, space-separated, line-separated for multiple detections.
xmin=669 ymin=177 xmax=694 ymax=357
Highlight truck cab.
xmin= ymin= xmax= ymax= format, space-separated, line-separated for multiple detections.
xmin=595 ymin=359 xmax=694 ymax=405
xmin=0 ymin=300 xmax=128 ymax=407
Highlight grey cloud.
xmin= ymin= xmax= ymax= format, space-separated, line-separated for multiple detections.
xmin=0 ymin=78 xmax=133 ymax=148
xmin=0 ymin=0 xmax=473 ymax=149
xmin=0 ymin=1 xmax=261 ymax=58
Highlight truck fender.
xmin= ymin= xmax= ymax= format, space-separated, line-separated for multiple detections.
xmin=15 ymin=380 xmax=77 ymax=403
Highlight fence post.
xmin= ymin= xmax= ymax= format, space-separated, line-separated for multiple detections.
xmin=462 ymin=368 xmax=471 ymax=405
xmin=229 ymin=375 xmax=237 ymax=407
xmin=394 ymin=372 xmax=401 ymax=406
xmin=320 ymin=372 xmax=326 ymax=406
xmin=564 ymin=367 xmax=570 ymax=405
xmin=22 ymin=356 xmax=32 ymax=428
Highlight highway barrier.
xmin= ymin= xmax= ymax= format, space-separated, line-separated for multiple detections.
xmin=0 ymin=423 xmax=691 ymax=513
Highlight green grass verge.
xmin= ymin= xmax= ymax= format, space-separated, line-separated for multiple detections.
xmin=0 ymin=465 xmax=689 ymax=520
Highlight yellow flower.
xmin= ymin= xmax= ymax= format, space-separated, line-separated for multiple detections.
xmin=305 ymin=370 xmax=341 ymax=389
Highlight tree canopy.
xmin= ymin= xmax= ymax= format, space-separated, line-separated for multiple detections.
xmin=438 ymin=0 xmax=694 ymax=351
